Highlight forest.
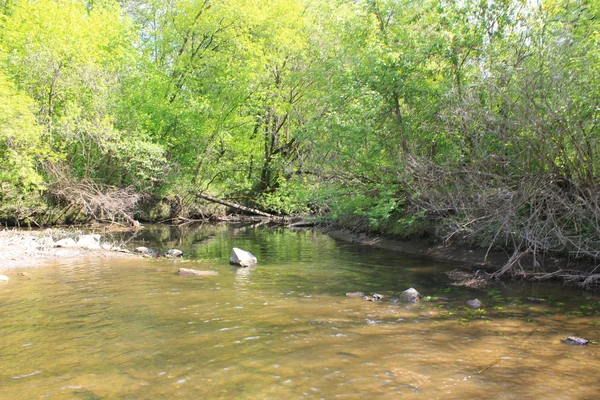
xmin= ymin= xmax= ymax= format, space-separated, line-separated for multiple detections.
xmin=1 ymin=0 xmax=599 ymax=277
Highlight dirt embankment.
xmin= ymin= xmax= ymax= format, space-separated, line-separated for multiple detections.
xmin=0 ymin=229 xmax=141 ymax=270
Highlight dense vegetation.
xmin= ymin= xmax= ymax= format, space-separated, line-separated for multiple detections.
xmin=1 ymin=0 xmax=599 ymax=276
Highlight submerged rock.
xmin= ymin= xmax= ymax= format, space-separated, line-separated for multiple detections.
xmin=230 ymin=247 xmax=257 ymax=267
xmin=178 ymin=268 xmax=218 ymax=277
xmin=466 ymin=299 xmax=483 ymax=309
xmin=399 ymin=288 xmax=422 ymax=303
xmin=562 ymin=337 xmax=589 ymax=346
xmin=165 ymin=249 xmax=184 ymax=258
xmin=55 ymin=238 xmax=77 ymax=248
xmin=446 ymin=269 xmax=489 ymax=289
xmin=346 ymin=292 xmax=365 ymax=298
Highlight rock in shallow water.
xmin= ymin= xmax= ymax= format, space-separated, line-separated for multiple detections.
xmin=399 ymin=288 xmax=422 ymax=303
xmin=165 ymin=249 xmax=183 ymax=258
xmin=466 ymin=299 xmax=483 ymax=308
xmin=562 ymin=337 xmax=589 ymax=346
xmin=346 ymin=292 xmax=365 ymax=298
xmin=135 ymin=246 xmax=159 ymax=257
xmin=178 ymin=268 xmax=218 ymax=277
xmin=230 ymin=247 xmax=257 ymax=267
xmin=0 ymin=275 xmax=9 ymax=282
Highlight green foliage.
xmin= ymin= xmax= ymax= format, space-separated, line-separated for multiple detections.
xmin=0 ymin=0 xmax=599 ymax=256
xmin=0 ymin=71 xmax=46 ymax=192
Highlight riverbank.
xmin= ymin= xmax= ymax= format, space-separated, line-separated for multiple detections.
xmin=321 ymin=226 xmax=599 ymax=292
xmin=0 ymin=229 xmax=141 ymax=270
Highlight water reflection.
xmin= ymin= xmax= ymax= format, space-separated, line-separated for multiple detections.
xmin=0 ymin=224 xmax=599 ymax=399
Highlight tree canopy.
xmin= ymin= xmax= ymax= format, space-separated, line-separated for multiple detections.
xmin=1 ymin=0 xmax=599 ymax=266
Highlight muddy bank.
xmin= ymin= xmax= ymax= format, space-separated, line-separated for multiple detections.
xmin=0 ymin=229 xmax=142 ymax=270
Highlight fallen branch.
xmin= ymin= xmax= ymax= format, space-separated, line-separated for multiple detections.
xmin=192 ymin=192 xmax=276 ymax=218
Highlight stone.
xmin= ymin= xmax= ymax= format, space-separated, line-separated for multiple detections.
xmin=165 ymin=249 xmax=184 ymax=258
xmin=0 ymin=275 xmax=9 ymax=282
xmin=562 ymin=337 xmax=589 ymax=346
xmin=135 ymin=246 xmax=159 ymax=257
xmin=372 ymin=293 xmax=384 ymax=301
xmin=77 ymin=234 xmax=101 ymax=249
xmin=399 ymin=288 xmax=422 ymax=303
xmin=466 ymin=299 xmax=482 ymax=309
xmin=346 ymin=292 xmax=365 ymax=298
xmin=230 ymin=247 xmax=257 ymax=267
xmin=55 ymin=238 xmax=77 ymax=248
xmin=36 ymin=236 xmax=55 ymax=248
xmin=178 ymin=268 xmax=218 ymax=277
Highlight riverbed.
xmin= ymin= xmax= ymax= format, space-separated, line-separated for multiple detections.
xmin=1 ymin=224 xmax=599 ymax=398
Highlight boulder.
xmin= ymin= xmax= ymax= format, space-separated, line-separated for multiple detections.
xmin=55 ymin=238 xmax=77 ymax=248
xmin=0 ymin=275 xmax=9 ymax=282
xmin=77 ymin=234 xmax=101 ymax=249
xmin=165 ymin=249 xmax=184 ymax=258
xmin=230 ymin=247 xmax=257 ymax=267
xmin=466 ymin=299 xmax=483 ymax=309
xmin=178 ymin=268 xmax=218 ymax=277
xmin=399 ymin=288 xmax=422 ymax=303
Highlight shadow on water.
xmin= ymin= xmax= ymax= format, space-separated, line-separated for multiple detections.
xmin=0 ymin=224 xmax=599 ymax=399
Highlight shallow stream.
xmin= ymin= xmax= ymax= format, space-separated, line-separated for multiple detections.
xmin=1 ymin=224 xmax=599 ymax=399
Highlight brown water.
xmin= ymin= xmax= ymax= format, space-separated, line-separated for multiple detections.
xmin=1 ymin=224 xmax=599 ymax=399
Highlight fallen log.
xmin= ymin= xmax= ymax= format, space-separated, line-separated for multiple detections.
xmin=192 ymin=192 xmax=275 ymax=218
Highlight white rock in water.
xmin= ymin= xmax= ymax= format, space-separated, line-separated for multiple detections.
xmin=399 ymin=287 xmax=422 ymax=303
xmin=55 ymin=238 xmax=77 ymax=248
xmin=135 ymin=246 xmax=149 ymax=253
xmin=77 ymin=234 xmax=101 ymax=249
xmin=230 ymin=247 xmax=257 ymax=267
xmin=0 ymin=275 xmax=9 ymax=282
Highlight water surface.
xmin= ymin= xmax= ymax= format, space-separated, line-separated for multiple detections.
xmin=1 ymin=224 xmax=599 ymax=399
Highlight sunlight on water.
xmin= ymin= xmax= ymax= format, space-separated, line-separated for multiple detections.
xmin=0 ymin=224 xmax=599 ymax=399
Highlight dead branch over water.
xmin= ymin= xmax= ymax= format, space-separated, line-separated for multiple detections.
xmin=403 ymin=158 xmax=600 ymax=290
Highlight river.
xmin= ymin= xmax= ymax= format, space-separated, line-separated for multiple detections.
xmin=1 ymin=224 xmax=599 ymax=399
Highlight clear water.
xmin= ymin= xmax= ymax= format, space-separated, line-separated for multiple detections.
xmin=1 ymin=224 xmax=599 ymax=399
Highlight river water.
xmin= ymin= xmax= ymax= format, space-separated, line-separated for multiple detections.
xmin=1 ymin=224 xmax=599 ymax=399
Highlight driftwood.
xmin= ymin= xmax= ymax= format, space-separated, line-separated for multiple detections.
xmin=192 ymin=192 xmax=276 ymax=218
